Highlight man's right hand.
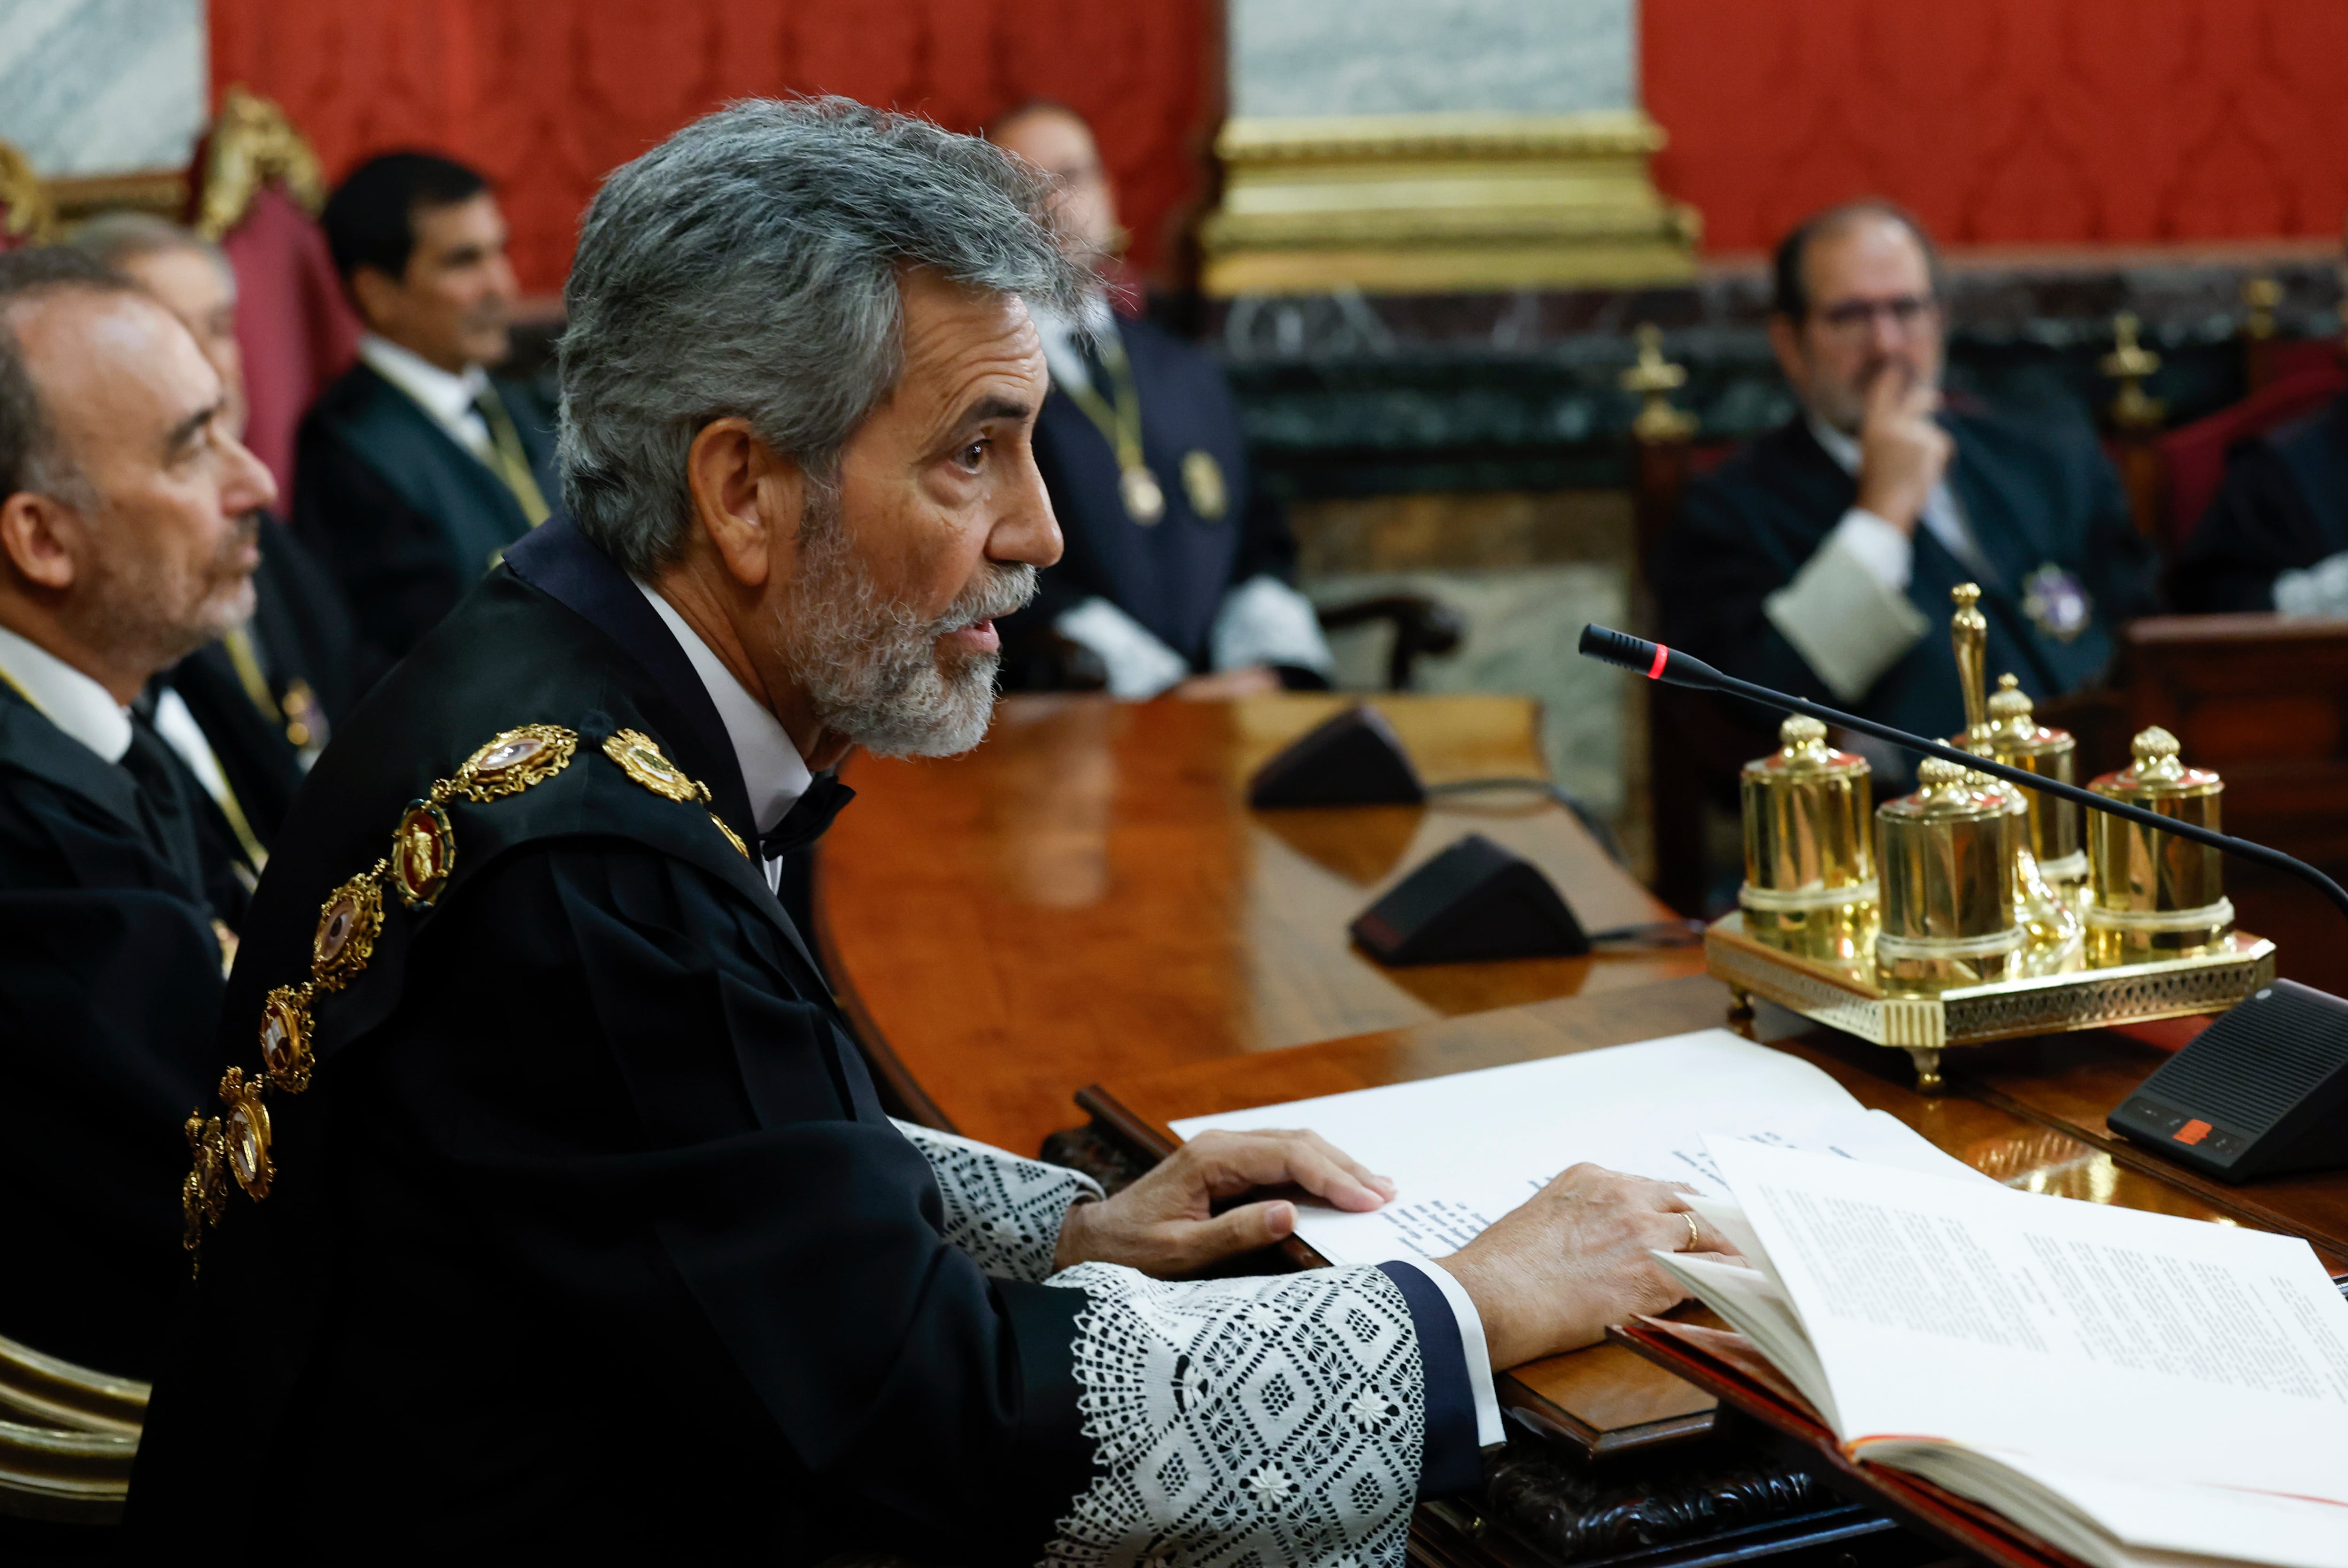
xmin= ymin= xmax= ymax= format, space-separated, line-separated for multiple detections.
xmin=1437 ymin=1163 xmax=1739 ymax=1370
xmin=1854 ymin=366 xmax=1953 ymax=533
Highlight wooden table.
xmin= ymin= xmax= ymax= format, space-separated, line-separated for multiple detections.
xmin=817 ymin=693 xmax=1702 ymax=1156
xmin=1078 ymin=975 xmax=2348 ymax=1461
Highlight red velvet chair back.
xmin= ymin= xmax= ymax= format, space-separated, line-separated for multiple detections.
xmin=219 ymin=183 xmax=361 ymax=499
xmin=2158 ymin=340 xmax=2346 ymax=550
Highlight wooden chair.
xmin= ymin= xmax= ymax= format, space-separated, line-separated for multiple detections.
xmin=0 ymin=140 xmax=56 ymax=253
xmin=2122 ymin=613 xmax=2348 ymax=866
xmin=187 ymin=86 xmax=363 ymax=501
xmin=0 ymin=1331 xmax=143 ymax=1529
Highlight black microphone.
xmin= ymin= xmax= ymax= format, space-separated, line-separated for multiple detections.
xmin=1578 ymin=624 xmax=2348 ymax=925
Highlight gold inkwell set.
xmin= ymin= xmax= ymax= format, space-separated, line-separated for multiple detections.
xmin=1706 ymin=585 xmax=2275 ymax=1091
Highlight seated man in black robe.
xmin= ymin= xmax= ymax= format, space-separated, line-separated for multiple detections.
xmin=0 ymin=247 xmax=277 ymax=1379
xmin=129 ymin=100 xmax=1728 ymax=1563
xmin=1655 ymin=201 xmax=2158 ymax=764
xmin=70 ymin=212 xmax=357 ymax=863
xmin=296 ymin=152 xmax=561 ymax=687
xmin=2172 ymin=392 xmax=2348 ymax=615
xmin=987 ymin=101 xmax=1333 ymax=698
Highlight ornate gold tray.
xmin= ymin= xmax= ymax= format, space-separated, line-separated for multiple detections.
xmin=1704 ymin=912 xmax=2276 ymax=1091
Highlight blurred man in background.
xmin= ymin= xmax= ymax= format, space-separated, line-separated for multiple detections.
xmin=2173 ymin=216 xmax=2348 ymax=615
xmin=70 ymin=214 xmax=355 ymax=859
xmin=988 ymin=101 xmax=1333 ymax=698
xmin=300 ymin=152 xmax=561 ymax=685
xmin=0 ymin=248 xmax=274 ymax=1379
xmin=1655 ymin=200 xmax=2158 ymax=760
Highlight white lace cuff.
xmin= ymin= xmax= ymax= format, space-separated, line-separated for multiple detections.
xmin=890 ymin=1120 xmax=1104 ymax=1283
xmin=1055 ymin=597 xmax=1191 ymax=699
xmin=1212 ymin=575 xmax=1334 ymax=676
xmin=1043 ymin=1262 xmax=1424 ymax=1568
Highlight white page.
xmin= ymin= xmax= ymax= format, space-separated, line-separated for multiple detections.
xmin=1168 ymin=1030 xmax=1986 ymax=1267
xmin=1711 ymin=1139 xmax=2348 ymax=1504
xmin=1879 ymin=1446 xmax=2348 ymax=1568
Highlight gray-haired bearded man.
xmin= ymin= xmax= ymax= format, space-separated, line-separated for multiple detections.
xmin=127 ymin=100 xmax=1729 ymax=1564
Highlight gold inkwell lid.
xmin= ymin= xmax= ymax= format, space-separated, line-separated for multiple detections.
xmin=1880 ymin=756 xmax=2011 ymax=828
xmin=2093 ymin=726 xmax=2221 ymax=803
xmin=1984 ymin=675 xmax=2070 ymax=760
xmin=1743 ymin=714 xmax=1867 ymax=781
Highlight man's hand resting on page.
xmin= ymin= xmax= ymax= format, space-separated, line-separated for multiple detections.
xmin=1052 ymin=1128 xmax=1396 ymax=1276
xmin=1438 ymin=1163 xmax=1741 ymax=1370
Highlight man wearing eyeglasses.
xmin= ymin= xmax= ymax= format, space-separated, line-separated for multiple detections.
xmin=1655 ymin=200 xmax=2157 ymax=762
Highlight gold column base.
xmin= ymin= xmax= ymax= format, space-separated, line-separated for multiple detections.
xmin=1201 ymin=111 xmax=1701 ymax=298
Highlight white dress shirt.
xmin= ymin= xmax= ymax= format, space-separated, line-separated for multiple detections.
xmin=1760 ymin=413 xmax=1987 ymax=704
xmin=633 ymin=581 xmax=811 ymax=892
xmin=359 ymin=332 xmax=495 ymax=464
xmin=0 ymin=622 xmax=132 ymax=762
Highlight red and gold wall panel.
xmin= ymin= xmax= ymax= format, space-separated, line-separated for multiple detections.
xmin=209 ymin=0 xmax=1219 ymax=295
xmin=213 ymin=0 xmax=2348 ymax=293
xmin=1645 ymin=0 xmax=2348 ymax=252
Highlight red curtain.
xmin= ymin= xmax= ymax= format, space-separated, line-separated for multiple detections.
xmin=1646 ymin=0 xmax=2348 ymax=253
xmin=208 ymin=0 xmax=1220 ymax=297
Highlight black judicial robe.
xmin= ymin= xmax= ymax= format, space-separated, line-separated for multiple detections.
xmin=2172 ymin=394 xmax=2348 ymax=612
xmin=128 ymin=521 xmax=1093 ymax=1561
xmin=163 ymin=516 xmax=358 ymax=850
xmin=0 ymin=681 xmax=226 ymax=1380
xmin=292 ymin=361 xmax=562 ymax=692
xmin=1656 ymin=411 xmax=2159 ymax=749
xmin=1000 ymin=315 xmax=1308 ymax=685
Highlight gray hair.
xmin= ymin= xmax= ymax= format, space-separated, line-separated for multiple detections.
xmin=558 ymin=96 xmax=1093 ymax=575
xmin=66 ymin=211 xmax=236 ymax=295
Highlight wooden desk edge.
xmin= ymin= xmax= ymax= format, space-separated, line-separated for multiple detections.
xmin=818 ymin=882 xmax=958 ymax=1134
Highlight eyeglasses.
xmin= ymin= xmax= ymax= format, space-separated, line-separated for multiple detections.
xmin=1814 ymin=294 xmax=1939 ymax=334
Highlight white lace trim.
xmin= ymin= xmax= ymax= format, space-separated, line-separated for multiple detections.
xmin=892 ymin=1120 xmax=1103 ymax=1283
xmin=1042 ymin=1263 xmax=1423 ymax=1568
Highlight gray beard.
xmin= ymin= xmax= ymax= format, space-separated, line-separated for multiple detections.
xmin=775 ymin=496 xmax=1036 ymax=759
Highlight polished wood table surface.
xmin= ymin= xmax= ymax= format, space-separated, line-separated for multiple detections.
xmin=817 ymin=693 xmax=1702 ymax=1155
xmin=1079 ymin=975 xmax=2348 ymax=1459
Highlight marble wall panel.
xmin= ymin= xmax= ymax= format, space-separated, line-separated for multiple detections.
xmin=0 ymin=0 xmax=206 ymax=176
xmin=1230 ymin=0 xmax=1634 ymax=118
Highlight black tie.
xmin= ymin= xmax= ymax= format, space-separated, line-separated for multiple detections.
xmin=118 ymin=711 xmax=209 ymax=896
xmin=756 ymin=772 xmax=856 ymax=861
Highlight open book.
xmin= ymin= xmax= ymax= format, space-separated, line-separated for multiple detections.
xmin=1660 ymin=1140 xmax=2348 ymax=1568
xmin=1171 ymin=1028 xmax=1988 ymax=1267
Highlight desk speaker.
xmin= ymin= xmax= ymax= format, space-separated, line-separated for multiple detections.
xmin=2109 ymin=980 xmax=2348 ymax=1183
xmin=1248 ymin=706 xmax=1425 ymax=809
xmin=1349 ymin=833 xmax=1589 ymax=965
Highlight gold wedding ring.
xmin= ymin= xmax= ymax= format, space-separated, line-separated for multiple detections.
xmin=1681 ymin=1211 xmax=1700 ymax=1251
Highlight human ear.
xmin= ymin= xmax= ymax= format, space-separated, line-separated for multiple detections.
xmin=685 ymin=416 xmax=806 ymax=592
xmin=349 ymin=267 xmax=403 ymax=332
xmin=0 ymin=492 xmax=77 ymax=593
xmin=1766 ymin=314 xmax=1808 ymax=393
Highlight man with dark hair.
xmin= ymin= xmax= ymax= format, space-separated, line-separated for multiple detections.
xmin=130 ymin=100 xmax=1725 ymax=1562
xmin=296 ymin=150 xmax=560 ymax=684
xmin=1654 ymin=200 xmax=2157 ymax=755
xmin=987 ymin=101 xmax=1333 ymax=697
xmin=69 ymin=213 xmax=357 ymax=854
xmin=0 ymin=247 xmax=276 ymax=1380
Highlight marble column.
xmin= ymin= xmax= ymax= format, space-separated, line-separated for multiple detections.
xmin=0 ymin=0 xmax=208 ymax=178
xmin=1204 ymin=0 xmax=1694 ymax=296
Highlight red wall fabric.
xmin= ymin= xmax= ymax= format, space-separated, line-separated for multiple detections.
xmin=1645 ymin=0 xmax=2348 ymax=253
xmin=208 ymin=0 xmax=1219 ymax=297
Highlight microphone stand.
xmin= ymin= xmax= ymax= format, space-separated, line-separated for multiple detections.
xmin=1579 ymin=625 xmax=2348 ymax=927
